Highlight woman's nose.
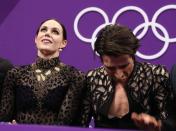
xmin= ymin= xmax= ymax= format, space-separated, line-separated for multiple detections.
xmin=44 ymin=31 xmax=51 ymax=37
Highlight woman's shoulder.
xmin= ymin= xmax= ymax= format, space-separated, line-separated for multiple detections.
xmin=62 ymin=63 xmax=85 ymax=77
xmin=8 ymin=64 xmax=31 ymax=74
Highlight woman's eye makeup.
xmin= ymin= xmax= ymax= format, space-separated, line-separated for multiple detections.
xmin=52 ymin=29 xmax=59 ymax=35
xmin=40 ymin=27 xmax=47 ymax=32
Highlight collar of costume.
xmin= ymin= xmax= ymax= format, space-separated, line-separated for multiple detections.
xmin=35 ymin=57 xmax=60 ymax=70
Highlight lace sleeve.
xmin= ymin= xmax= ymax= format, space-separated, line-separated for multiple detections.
xmin=0 ymin=68 xmax=17 ymax=121
xmin=57 ymin=67 xmax=86 ymax=126
xmin=152 ymin=65 xmax=169 ymax=120
xmin=79 ymin=71 xmax=94 ymax=127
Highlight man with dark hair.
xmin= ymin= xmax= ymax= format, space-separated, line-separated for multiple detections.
xmin=80 ymin=24 xmax=170 ymax=130
xmin=0 ymin=57 xmax=13 ymax=96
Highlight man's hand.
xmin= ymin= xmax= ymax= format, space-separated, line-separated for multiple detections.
xmin=131 ymin=112 xmax=161 ymax=131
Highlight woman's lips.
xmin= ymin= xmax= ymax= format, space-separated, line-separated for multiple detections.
xmin=41 ymin=39 xmax=52 ymax=44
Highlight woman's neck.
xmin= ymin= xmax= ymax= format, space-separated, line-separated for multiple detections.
xmin=38 ymin=50 xmax=59 ymax=59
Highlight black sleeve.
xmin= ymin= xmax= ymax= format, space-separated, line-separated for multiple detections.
xmin=57 ymin=67 xmax=86 ymax=126
xmin=0 ymin=68 xmax=16 ymax=122
xmin=162 ymin=65 xmax=176 ymax=130
xmin=79 ymin=72 xmax=94 ymax=127
xmin=0 ymin=58 xmax=13 ymax=96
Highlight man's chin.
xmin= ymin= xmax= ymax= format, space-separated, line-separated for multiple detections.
xmin=112 ymin=77 xmax=127 ymax=84
xmin=118 ymin=79 xmax=127 ymax=84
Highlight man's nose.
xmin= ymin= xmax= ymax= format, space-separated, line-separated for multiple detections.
xmin=114 ymin=70 xmax=124 ymax=78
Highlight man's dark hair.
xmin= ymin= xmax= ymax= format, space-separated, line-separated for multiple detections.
xmin=94 ymin=24 xmax=140 ymax=58
xmin=35 ymin=18 xmax=67 ymax=40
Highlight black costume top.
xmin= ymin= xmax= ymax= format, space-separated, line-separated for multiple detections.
xmin=0 ymin=57 xmax=85 ymax=126
xmin=80 ymin=62 xmax=169 ymax=129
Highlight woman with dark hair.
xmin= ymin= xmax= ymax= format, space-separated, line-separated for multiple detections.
xmin=0 ymin=19 xmax=85 ymax=126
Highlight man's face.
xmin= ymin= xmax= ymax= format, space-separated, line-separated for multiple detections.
xmin=102 ymin=54 xmax=134 ymax=84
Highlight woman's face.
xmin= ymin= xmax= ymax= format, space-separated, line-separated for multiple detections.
xmin=35 ymin=19 xmax=67 ymax=56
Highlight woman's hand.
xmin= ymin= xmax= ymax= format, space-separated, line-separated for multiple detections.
xmin=131 ymin=112 xmax=161 ymax=131
xmin=8 ymin=120 xmax=17 ymax=125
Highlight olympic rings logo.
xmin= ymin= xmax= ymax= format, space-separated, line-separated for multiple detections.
xmin=74 ymin=5 xmax=176 ymax=60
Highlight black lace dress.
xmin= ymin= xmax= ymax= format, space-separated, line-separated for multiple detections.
xmin=0 ymin=57 xmax=85 ymax=125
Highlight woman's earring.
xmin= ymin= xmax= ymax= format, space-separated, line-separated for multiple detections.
xmin=59 ymin=48 xmax=63 ymax=52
